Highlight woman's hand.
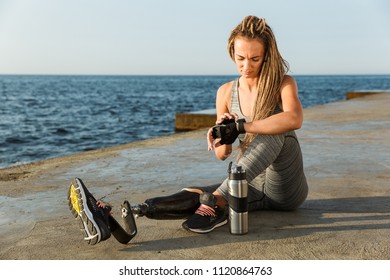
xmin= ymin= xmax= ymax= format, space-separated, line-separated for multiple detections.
xmin=207 ymin=113 xmax=238 ymax=151
xmin=207 ymin=127 xmax=218 ymax=151
xmin=215 ymin=112 xmax=238 ymax=125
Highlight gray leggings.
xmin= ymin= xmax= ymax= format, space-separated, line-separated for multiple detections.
xmin=217 ymin=131 xmax=308 ymax=212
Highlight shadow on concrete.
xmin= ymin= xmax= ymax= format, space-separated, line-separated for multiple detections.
xmin=119 ymin=196 xmax=390 ymax=252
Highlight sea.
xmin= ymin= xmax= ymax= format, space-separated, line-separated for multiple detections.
xmin=1 ymin=74 xmax=389 ymax=169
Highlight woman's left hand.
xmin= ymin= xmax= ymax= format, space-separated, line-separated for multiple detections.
xmin=215 ymin=112 xmax=237 ymax=125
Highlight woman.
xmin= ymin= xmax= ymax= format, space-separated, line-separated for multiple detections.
xmin=68 ymin=15 xmax=308 ymax=245
xmin=182 ymin=15 xmax=308 ymax=233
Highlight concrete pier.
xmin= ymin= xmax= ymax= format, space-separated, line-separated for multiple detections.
xmin=346 ymin=90 xmax=390 ymax=100
xmin=175 ymin=109 xmax=216 ymax=130
xmin=0 ymin=93 xmax=389 ymax=260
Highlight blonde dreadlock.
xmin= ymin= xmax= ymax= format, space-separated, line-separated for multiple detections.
xmin=227 ymin=16 xmax=289 ymax=151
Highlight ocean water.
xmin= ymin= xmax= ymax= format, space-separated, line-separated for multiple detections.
xmin=1 ymin=74 xmax=389 ymax=168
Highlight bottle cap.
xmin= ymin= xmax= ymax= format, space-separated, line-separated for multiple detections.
xmin=228 ymin=162 xmax=246 ymax=180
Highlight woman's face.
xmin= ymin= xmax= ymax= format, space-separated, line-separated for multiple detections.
xmin=233 ymin=37 xmax=266 ymax=78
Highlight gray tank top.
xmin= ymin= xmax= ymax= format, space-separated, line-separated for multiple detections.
xmin=230 ymin=79 xmax=251 ymax=121
xmin=230 ymin=78 xmax=282 ymax=121
xmin=230 ymin=78 xmax=251 ymax=141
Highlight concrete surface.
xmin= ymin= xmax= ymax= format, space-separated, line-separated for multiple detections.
xmin=0 ymin=93 xmax=389 ymax=260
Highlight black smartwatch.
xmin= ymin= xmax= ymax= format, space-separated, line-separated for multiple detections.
xmin=235 ymin=118 xmax=246 ymax=134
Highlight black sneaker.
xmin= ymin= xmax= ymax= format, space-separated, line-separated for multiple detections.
xmin=68 ymin=178 xmax=111 ymax=245
xmin=182 ymin=192 xmax=228 ymax=233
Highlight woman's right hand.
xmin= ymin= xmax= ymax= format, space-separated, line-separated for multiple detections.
xmin=207 ymin=112 xmax=238 ymax=152
xmin=207 ymin=127 xmax=217 ymax=151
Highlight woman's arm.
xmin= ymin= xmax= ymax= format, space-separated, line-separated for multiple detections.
xmin=243 ymin=75 xmax=303 ymax=135
xmin=207 ymin=82 xmax=234 ymax=160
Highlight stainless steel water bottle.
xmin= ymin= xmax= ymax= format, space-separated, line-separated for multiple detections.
xmin=228 ymin=162 xmax=248 ymax=235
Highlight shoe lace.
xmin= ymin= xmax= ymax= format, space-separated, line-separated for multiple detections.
xmin=87 ymin=195 xmax=110 ymax=219
xmin=195 ymin=204 xmax=216 ymax=217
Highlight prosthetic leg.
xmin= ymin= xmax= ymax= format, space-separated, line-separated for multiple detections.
xmin=130 ymin=184 xmax=220 ymax=219
xmin=107 ymin=200 xmax=138 ymax=244
xmin=109 ymin=185 xmax=219 ymax=244
xmin=108 ymin=185 xmax=219 ymax=243
xmin=68 ymin=177 xmax=219 ymax=245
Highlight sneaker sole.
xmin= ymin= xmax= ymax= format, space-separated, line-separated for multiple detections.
xmin=183 ymin=219 xmax=228 ymax=234
xmin=68 ymin=178 xmax=101 ymax=245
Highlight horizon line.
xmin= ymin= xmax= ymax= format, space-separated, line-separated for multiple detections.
xmin=1 ymin=73 xmax=389 ymax=77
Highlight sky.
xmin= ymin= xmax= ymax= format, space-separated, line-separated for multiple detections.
xmin=0 ymin=0 xmax=389 ymax=75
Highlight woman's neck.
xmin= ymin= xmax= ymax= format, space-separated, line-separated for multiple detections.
xmin=237 ymin=76 xmax=259 ymax=118
xmin=238 ymin=76 xmax=259 ymax=94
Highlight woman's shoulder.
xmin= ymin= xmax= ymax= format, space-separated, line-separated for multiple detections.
xmin=282 ymin=75 xmax=297 ymax=86
xmin=217 ymin=80 xmax=235 ymax=96
xmin=216 ymin=80 xmax=236 ymax=111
